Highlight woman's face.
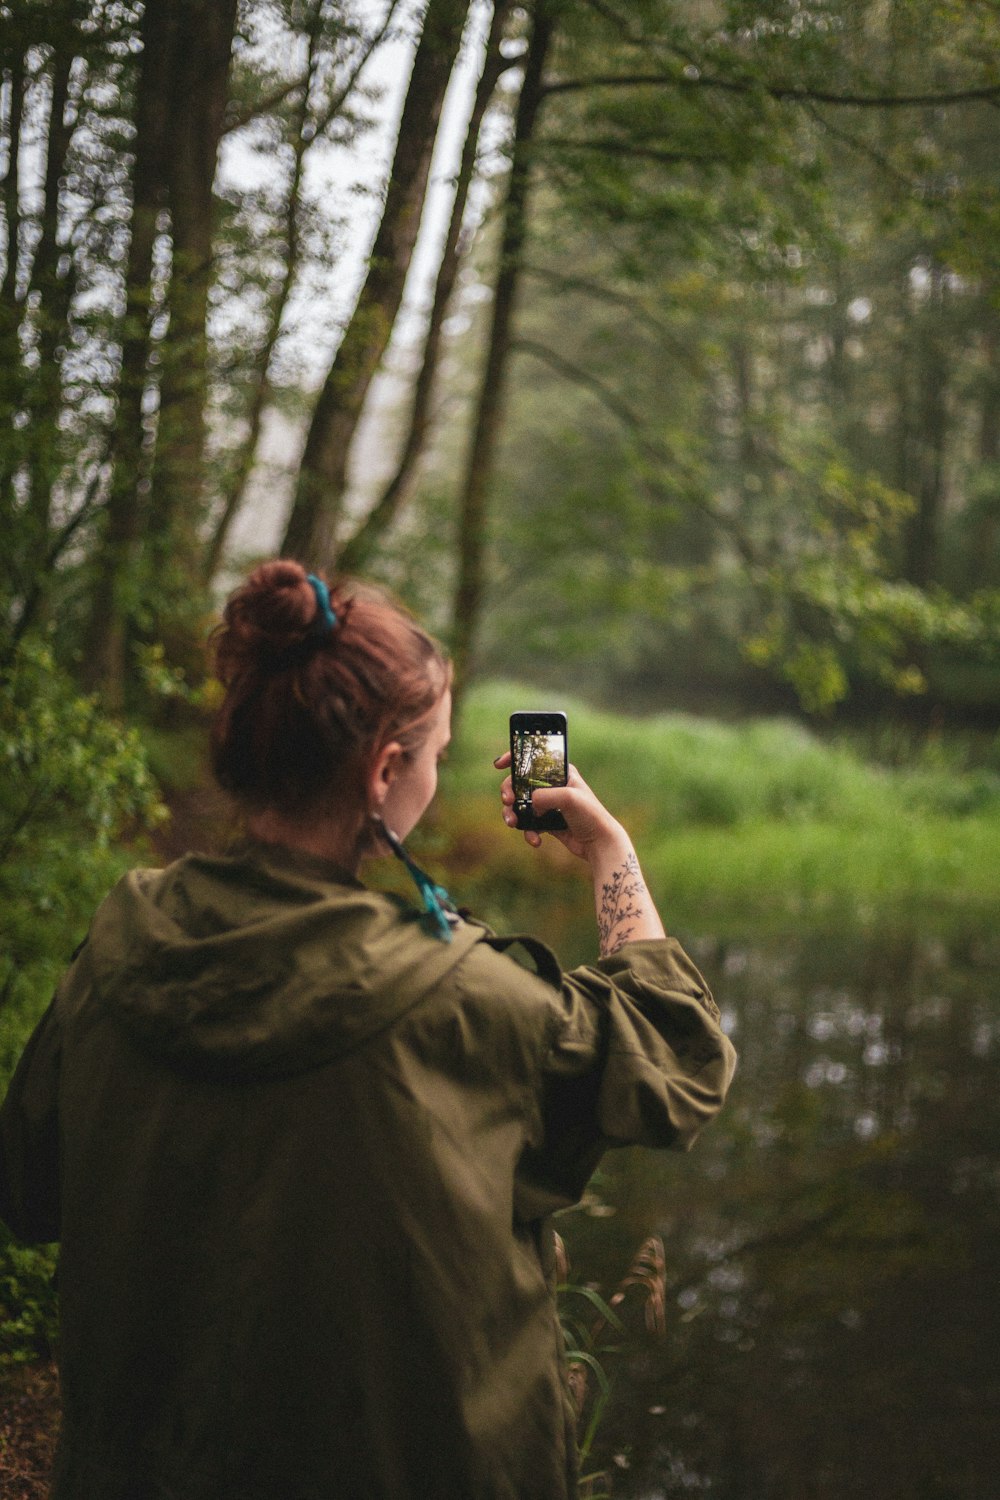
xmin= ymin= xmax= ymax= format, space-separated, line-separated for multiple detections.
xmin=377 ymin=689 xmax=452 ymax=843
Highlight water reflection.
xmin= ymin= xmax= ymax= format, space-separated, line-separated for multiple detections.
xmin=560 ymin=924 xmax=1000 ymax=1499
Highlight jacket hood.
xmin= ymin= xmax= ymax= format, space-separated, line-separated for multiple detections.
xmin=86 ymin=840 xmax=485 ymax=1081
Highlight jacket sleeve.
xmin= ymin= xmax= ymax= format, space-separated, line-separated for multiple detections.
xmin=514 ymin=937 xmax=736 ymax=1221
xmin=0 ymin=997 xmax=62 ymax=1244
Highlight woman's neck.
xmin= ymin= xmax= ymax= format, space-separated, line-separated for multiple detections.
xmin=246 ymin=808 xmax=362 ymax=871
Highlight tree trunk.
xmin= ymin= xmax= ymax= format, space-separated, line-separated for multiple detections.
xmin=1 ymin=4 xmax=85 ymax=619
xmin=150 ymin=0 xmax=239 ymax=578
xmin=969 ymin=313 xmax=1000 ymax=589
xmin=450 ymin=0 xmax=554 ymax=701
xmin=0 ymin=54 xmax=27 ymax=537
xmin=83 ymin=0 xmax=236 ymax=701
xmin=338 ymin=0 xmax=516 ymax=577
xmin=22 ymin=18 xmax=80 ymax=551
xmin=0 ymin=54 xmax=25 ymax=308
xmin=206 ymin=1 xmax=405 ymax=582
xmin=905 ymin=263 xmax=948 ymax=588
xmin=281 ymin=0 xmax=471 ymax=566
xmin=203 ymin=7 xmax=324 ymax=584
xmin=82 ymin=0 xmax=174 ymax=701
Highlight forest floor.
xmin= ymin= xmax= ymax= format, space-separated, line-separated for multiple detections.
xmin=0 ymin=1362 xmax=59 ymax=1498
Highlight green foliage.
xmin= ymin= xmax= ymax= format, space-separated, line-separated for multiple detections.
xmin=7 ymin=0 xmax=1000 ymax=723
xmin=0 ymin=636 xmax=166 ymax=1369
xmin=0 ymin=635 xmax=166 ymax=1081
xmin=0 ymin=1235 xmax=59 ymax=1369
xmin=416 ymin=0 xmax=1000 ymax=718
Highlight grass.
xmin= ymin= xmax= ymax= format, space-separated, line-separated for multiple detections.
xmin=432 ymin=682 xmax=1000 ymax=945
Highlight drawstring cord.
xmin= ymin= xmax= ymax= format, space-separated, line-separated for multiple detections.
xmin=371 ymin=815 xmax=458 ymax=943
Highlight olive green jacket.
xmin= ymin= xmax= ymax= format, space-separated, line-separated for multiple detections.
xmin=0 ymin=840 xmax=736 ymax=1500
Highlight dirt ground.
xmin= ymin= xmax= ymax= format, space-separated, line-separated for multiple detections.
xmin=0 ymin=1361 xmax=59 ymax=1498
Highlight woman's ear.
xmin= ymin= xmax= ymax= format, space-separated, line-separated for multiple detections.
xmin=367 ymin=741 xmax=404 ymax=811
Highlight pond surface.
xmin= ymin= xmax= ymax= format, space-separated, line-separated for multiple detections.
xmin=559 ymin=922 xmax=1000 ymax=1499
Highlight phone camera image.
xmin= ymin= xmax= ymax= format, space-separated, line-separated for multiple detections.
xmin=509 ymin=712 xmax=568 ymax=832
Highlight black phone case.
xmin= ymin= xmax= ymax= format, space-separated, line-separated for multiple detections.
xmin=510 ymin=714 xmax=568 ymax=832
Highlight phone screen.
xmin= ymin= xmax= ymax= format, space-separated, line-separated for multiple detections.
xmin=510 ymin=712 xmax=568 ymax=831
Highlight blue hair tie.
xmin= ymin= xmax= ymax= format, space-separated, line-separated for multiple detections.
xmin=306 ymin=574 xmax=337 ymax=637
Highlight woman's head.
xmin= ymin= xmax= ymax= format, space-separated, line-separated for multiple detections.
xmin=210 ymin=561 xmax=451 ymax=841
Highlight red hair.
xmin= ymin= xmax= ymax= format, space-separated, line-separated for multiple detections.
xmin=210 ymin=560 xmax=449 ymax=818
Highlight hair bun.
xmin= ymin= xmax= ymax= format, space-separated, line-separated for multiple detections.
xmin=215 ymin=559 xmax=319 ymax=680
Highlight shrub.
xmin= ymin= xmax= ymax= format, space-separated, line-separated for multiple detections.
xmin=0 ymin=636 xmax=165 ymax=1369
xmin=0 ymin=636 xmax=166 ymax=1079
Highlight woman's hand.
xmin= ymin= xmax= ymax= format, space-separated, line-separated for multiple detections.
xmin=493 ymin=752 xmax=622 ymax=860
xmin=493 ymin=751 xmax=667 ymax=956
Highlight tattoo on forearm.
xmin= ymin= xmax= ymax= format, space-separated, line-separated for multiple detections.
xmin=598 ymin=852 xmax=645 ymax=956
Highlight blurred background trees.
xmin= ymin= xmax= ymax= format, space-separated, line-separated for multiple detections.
xmin=3 ymin=7 xmax=1000 ymax=1484
xmin=1 ymin=0 xmax=998 ymax=719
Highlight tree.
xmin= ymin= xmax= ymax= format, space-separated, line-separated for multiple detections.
xmin=83 ymin=0 xmax=239 ymax=702
xmin=450 ymin=0 xmax=554 ymax=696
xmin=421 ymin=0 xmax=1000 ymax=714
xmin=337 ymin=0 xmax=518 ymax=576
xmin=204 ymin=0 xmax=405 ymax=583
xmin=281 ymin=0 xmax=473 ymax=564
xmin=3 ymin=0 xmax=999 ymax=720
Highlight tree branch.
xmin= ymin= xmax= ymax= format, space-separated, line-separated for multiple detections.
xmin=544 ymin=134 xmax=728 ymax=166
xmin=512 ymin=334 xmax=656 ymax=438
xmin=543 ymin=71 xmax=1000 ymax=109
xmin=222 ymin=0 xmax=405 ymax=136
xmin=801 ymin=101 xmax=919 ymax=193
xmin=311 ymin=0 xmax=406 ymax=140
xmin=523 ymin=263 xmax=678 ymax=343
xmin=8 ymin=450 xmax=111 ymax=654
xmin=511 ymin=334 xmax=761 ymax=566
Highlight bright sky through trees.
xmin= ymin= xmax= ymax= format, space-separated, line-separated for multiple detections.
xmin=221 ymin=0 xmax=504 ymax=553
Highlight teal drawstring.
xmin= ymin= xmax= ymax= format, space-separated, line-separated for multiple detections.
xmin=372 ymin=817 xmax=457 ymax=942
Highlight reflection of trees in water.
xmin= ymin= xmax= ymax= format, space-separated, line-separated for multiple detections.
xmin=566 ymin=927 xmax=1000 ymax=1499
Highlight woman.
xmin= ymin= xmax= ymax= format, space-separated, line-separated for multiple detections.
xmin=0 ymin=560 xmax=735 ymax=1500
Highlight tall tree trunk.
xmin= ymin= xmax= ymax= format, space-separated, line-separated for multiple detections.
xmin=1 ymin=4 xmax=84 ymax=618
xmin=905 ymin=263 xmax=948 ymax=588
xmin=84 ymin=0 xmax=236 ymax=702
xmin=969 ymin=312 xmax=1000 ymax=590
xmin=150 ymin=0 xmax=239 ymax=580
xmin=450 ymin=0 xmax=554 ymax=699
xmin=338 ymin=0 xmax=515 ymax=576
xmin=203 ymin=5 xmax=324 ymax=584
xmin=0 ymin=54 xmax=27 ymax=543
xmin=0 ymin=52 xmax=25 ymax=307
xmin=281 ymin=0 xmax=471 ymax=565
xmin=22 ymin=16 xmax=80 ymax=554
xmin=82 ymin=0 xmax=174 ymax=701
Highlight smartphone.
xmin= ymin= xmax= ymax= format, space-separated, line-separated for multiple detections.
xmin=509 ymin=711 xmax=568 ymax=832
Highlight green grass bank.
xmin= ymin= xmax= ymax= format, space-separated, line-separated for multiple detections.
xmin=429 ymin=683 xmax=1000 ymax=951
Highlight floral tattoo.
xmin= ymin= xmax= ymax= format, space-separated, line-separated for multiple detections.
xmin=598 ymin=851 xmax=645 ymax=956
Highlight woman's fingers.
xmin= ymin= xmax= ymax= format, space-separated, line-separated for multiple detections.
xmin=494 ymin=751 xmax=594 ymax=852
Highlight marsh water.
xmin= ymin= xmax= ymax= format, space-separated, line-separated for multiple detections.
xmin=559 ymin=921 xmax=1000 ymax=1499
